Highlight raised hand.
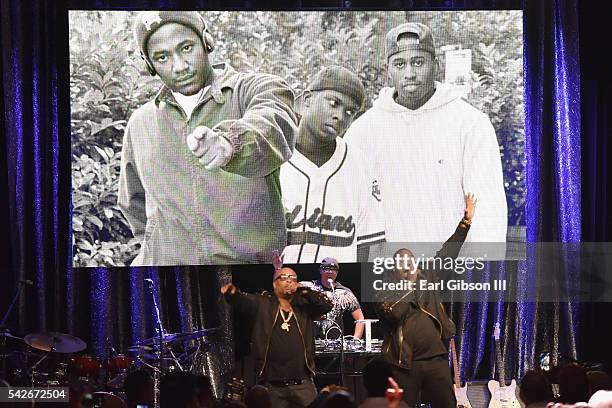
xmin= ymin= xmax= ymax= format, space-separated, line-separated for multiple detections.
xmin=385 ymin=377 xmax=404 ymax=408
xmin=272 ymin=250 xmax=284 ymax=271
xmin=464 ymin=192 xmax=477 ymax=221
xmin=220 ymin=283 xmax=237 ymax=295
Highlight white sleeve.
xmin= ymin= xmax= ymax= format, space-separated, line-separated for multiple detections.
xmin=461 ymin=112 xmax=508 ymax=242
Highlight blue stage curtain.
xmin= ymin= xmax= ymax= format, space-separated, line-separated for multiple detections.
xmin=452 ymin=0 xmax=583 ymax=382
xmin=1 ymin=0 xmax=604 ymax=390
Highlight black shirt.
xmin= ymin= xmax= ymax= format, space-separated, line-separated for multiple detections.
xmin=264 ymin=310 xmax=309 ymax=381
xmin=403 ymin=302 xmax=448 ymax=360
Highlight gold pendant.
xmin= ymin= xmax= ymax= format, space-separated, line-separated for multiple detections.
xmin=281 ymin=322 xmax=290 ymax=332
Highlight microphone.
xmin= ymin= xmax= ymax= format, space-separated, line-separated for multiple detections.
xmin=20 ymin=280 xmax=34 ymax=286
xmin=327 ymin=278 xmax=335 ymax=291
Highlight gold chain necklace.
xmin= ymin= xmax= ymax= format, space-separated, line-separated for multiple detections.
xmin=279 ymin=307 xmax=293 ymax=332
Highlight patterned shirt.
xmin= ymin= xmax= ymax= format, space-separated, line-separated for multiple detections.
xmin=300 ymin=279 xmax=360 ymax=340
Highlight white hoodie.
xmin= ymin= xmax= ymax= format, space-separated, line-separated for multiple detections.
xmin=344 ymin=82 xmax=507 ymax=244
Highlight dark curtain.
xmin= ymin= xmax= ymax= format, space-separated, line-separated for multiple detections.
xmin=1 ymin=0 xmax=610 ymax=392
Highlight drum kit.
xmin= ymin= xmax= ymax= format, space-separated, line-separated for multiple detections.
xmin=0 ymin=327 xmax=216 ymax=391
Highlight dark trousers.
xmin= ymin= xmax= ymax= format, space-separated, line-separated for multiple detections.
xmin=392 ymin=357 xmax=457 ymax=408
xmin=264 ymin=379 xmax=317 ymax=408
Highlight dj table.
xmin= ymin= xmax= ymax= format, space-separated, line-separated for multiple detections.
xmin=314 ymin=338 xmax=383 ymax=402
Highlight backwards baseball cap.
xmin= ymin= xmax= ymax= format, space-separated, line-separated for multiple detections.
xmin=320 ymin=257 xmax=340 ymax=270
xmin=306 ymin=66 xmax=366 ymax=109
xmin=385 ymin=22 xmax=436 ymax=60
xmin=133 ymin=11 xmax=209 ymax=58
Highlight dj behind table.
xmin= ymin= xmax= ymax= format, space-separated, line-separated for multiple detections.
xmin=298 ymin=258 xmax=383 ymax=400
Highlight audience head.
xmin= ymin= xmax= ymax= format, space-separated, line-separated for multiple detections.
xmin=123 ymin=369 xmax=154 ymax=408
xmin=520 ymin=369 xmax=554 ymax=406
xmin=160 ymin=371 xmax=201 ymax=408
xmin=589 ymin=390 xmax=612 ymax=408
xmin=194 ymin=375 xmax=215 ymax=408
xmin=244 ymin=385 xmax=271 ymax=408
xmin=362 ymin=358 xmax=394 ymax=397
xmin=558 ymin=364 xmax=590 ymax=404
xmin=323 ymin=390 xmax=356 ymax=408
xmin=588 ymin=371 xmax=612 ymax=397
xmin=223 ymin=402 xmax=247 ymax=408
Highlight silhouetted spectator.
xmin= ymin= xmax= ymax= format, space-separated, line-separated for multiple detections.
xmin=160 ymin=371 xmax=201 ymax=408
xmin=195 ymin=375 xmax=216 ymax=407
xmin=244 ymin=385 xmax=271 ymax=408
xmin=558 ymin=364 xmax=590 ymax=404
xmin=360 ymin=359 xmax=408 ymax=408
xmin=323 ymin=390 xmax=356 ymax=408
xmin=587 ymin=371 xmax=612 ymax=397
xmin=223 ymin=402 xmax=247 ymax=408
xmin=124 ymin=369 xmax=154 ymax=408
xmin=589 ymin=390 xmax=612 ymax=408
xmin=519 ymin=369 xmax=554 ymax=408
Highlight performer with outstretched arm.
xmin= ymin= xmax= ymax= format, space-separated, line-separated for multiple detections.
xmin=221 ymin=261 xmax=332 ymax=408
xmin=375 ymin=193 xmax=477 ymax=408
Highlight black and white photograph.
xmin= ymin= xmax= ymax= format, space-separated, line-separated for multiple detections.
xmin=70 ymin=10 xmax=524 ymax=268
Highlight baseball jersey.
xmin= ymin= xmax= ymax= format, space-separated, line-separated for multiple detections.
xmin=280 ymin=137 xmax=385 ymax=263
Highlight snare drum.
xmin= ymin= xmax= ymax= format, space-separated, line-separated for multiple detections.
xmin=70 ymin=354 xmax=101 ymax=379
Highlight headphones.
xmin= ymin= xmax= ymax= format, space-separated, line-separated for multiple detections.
xmin=141 ymin=13 xmax=215 ymax=76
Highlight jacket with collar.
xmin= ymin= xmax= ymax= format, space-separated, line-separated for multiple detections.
xmin=375 ymin=221 xmax=470 ymax=370
xmin=225 ymin=286 xmax=333 ymax=380
xmin=118 ymin=63 xmax=297 ymax=266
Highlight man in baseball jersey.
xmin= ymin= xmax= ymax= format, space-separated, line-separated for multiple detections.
xmin=344 ymin=22 xmax=507 ymax=246
xmin=118 ymin=11 xmax=297 ymax=266
xmin=280 ymin=66 xmax=386 ymax=264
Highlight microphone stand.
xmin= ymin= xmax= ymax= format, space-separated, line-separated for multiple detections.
xmin=0 ymin=280 xmax=28 ymax=380
xmin=328 ymin=279 xmax=344 ymax=386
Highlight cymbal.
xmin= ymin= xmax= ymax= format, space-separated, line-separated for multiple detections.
xmin=136 ymin=328 xmax=216 ymax=346
xmin=0 ymin=330 xmax=24 ymax=341
xmin=24 ymin=332 xmax=86 ymax=353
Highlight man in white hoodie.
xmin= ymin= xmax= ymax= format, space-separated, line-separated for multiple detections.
xmin=344 ymin=22 xmax=507 ymax=247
